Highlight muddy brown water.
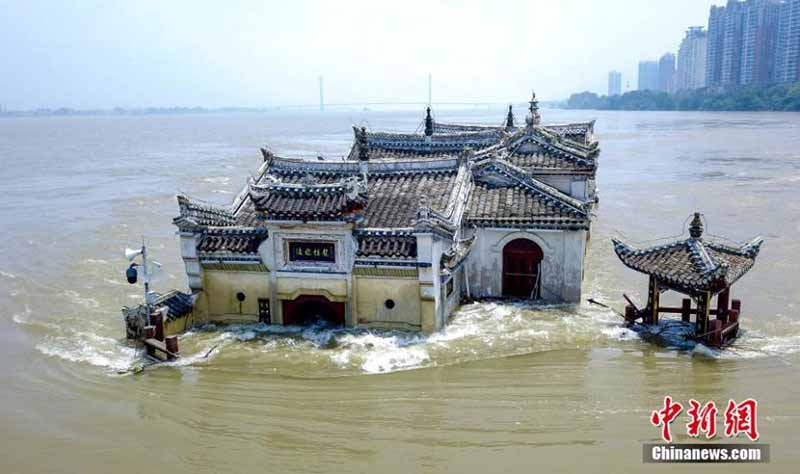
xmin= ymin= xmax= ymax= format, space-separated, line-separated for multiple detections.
xmin=1 ymin=108 xmax=798 ymax=473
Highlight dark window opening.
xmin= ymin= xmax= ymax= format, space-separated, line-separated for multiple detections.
xmin=384 ymin=299 xmax=396 ymax=309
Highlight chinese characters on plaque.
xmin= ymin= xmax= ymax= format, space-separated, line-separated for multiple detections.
xmin=288 ymin=241 xmax=336 ymax=263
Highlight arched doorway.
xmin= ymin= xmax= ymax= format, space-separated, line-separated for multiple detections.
xmin=502 ymin=238 xmax=543 ymax=299
xmin=282 ymin=295 xmax=345 ymax=327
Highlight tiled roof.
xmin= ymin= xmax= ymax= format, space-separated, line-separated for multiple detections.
xmin=466 ymin=183 xmax=589 ymax=228
xmin=152 ymin=290 xmax=194 ymax=321
xmin=175 ymin=194 xmax=236 ymax=227
xmin=506 ymin=152 xmax=595 ymax=173
xmin=352 ymin=111 xmax=598 ymax=175
xmin=361 ymin=129 xmax=503 ymax=153
xmin=466 ymin=158 xmax=590 ymax=229
xmin=612 ymin=214 xmax=763 ymax=294
xmin=356 ymin=233 xmax=417 ymax=259
xmin=249 ymin=178 xmax=368 ymax=221
xmin=433 ymin=118 xmax=596 ymax=145
xmin=362 ymin=170 xmax=461 ymax=228
xmin=197 ymin=228 xmax=267 ymax=255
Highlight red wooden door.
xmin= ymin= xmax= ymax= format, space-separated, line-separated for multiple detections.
xmin=502 ymin=239 xmax=543 ymax=299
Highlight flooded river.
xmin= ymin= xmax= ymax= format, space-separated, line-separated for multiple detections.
xmin=1 ymin=108 xmax=798 ymax=472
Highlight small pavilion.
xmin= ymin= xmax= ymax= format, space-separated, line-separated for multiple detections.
xmin=612 ymin=213 xmax=763 ymax=347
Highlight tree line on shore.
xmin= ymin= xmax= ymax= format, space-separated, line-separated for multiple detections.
xmin=564 ymin=82 xmax=800 ymax=111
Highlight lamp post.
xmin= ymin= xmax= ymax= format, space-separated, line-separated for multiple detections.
xmin=125 ymin=239 xmax=160 ymax=326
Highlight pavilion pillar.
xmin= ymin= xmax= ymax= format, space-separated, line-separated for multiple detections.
xmin=716 ymin=288 xmax=730 ymax=322
xmin=696 ymin=291 xmax=711 ymax=339
xmin=681 ymin=298 xmax=692 ymax=322
xmin=646 ymin=276 xmax=660 ymax=325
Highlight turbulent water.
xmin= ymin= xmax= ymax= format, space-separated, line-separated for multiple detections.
xmin=1 ymin=108 xmax=799 ymax=473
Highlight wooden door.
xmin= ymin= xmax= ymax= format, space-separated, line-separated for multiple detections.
xmin=502 ymin=239 xmax=543 ymax=299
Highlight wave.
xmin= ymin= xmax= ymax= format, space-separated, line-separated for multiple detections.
xmin=36 ymin=332 xmax=137 ymax=372
xmin=25 ymin=301 xmax=800 ymax=376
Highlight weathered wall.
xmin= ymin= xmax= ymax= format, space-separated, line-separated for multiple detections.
xmin=465 ymin=228 xmax=586 ymax=303
xmin=202 ymin=270 xmax=270 ymax=323
xmin=535 ymin=175 xmax=588 ymax=200
xmin=354 ymin=276 xmax=421 ymax=329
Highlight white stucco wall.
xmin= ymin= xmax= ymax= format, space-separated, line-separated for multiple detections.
xmin=535 ymin=175 xmax=588 ymax=201
xmin=464 ymin=228 xmax=587 ymax=304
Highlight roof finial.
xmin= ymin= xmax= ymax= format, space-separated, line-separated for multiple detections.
xmin=506 ymin=104 xmax=514 ymax=129
xmin=689 ymin=212 xmax=704 ymax=240
xmin=358 ymin=126 xmax=369 ymax=162
xmin=526 ymin=90 xmax=541 ymax=127
xmin=424 ymin=106 xmax=433 ymax=137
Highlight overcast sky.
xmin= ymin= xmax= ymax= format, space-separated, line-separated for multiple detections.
xmin=0 ymin=0 xmax=726 ymax=109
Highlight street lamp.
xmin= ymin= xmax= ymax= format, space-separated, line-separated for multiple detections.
xmin=124 ymin=240 xmax=161 ymax=325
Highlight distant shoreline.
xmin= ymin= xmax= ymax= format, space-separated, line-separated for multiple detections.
xmin=0 ymin=102 xmax=565 ymax=118
xmin=562 ymin=83 xmax=800 ymax=112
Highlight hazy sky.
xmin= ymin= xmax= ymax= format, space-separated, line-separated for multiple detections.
xmin=0 ymin=0 xmax=726 ymax=109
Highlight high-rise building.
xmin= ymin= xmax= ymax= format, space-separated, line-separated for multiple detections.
xmin=776 ymin=0 xmax=800 ymax=83
xmin=740 ymin=0 xmax=782 ymax=85
xmin=638 ymin=61 xmax=660 ymax=91
xmin=608 ymin=71 xmax=622 ymax=96
xmin=658 ymin=53 xmax=676 ymax=93
xmin=707 ymin=0 xmax=784 ymax=88
xmin=720 ymin=0 xmax=745 ymax=86
xmin=677 ymin=27 xmax=708 ymax=91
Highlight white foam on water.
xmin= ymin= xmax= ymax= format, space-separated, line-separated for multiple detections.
xmin=11 ymin=305 xmax=33 ymax=325
xmin=61 ymin=290 xmax=100 ymax=309
xmin=84 ymin=258 xmax=108 ymax=265
xmin=0 ymin=270 xmax=17 ymax=279
xmin=203 ymin=177 xmax=231 ymax=185
xmin=600 ymin=325 xmax=639 ymax=341
xmin=36 ymin=332 xmax=138 ymax=372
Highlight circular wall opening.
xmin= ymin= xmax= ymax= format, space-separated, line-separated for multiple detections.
xmin=384 ymin=299 xmax=396 ymax=309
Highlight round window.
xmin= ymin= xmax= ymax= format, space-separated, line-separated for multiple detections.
xmin=236 ymin=292 xmax=246 ymax=302
xmin=384 ymin=299 xmax=395 ymax=309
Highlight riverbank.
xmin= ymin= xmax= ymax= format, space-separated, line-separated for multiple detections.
xmin=565 ymin=83 xmax=800 ymax=112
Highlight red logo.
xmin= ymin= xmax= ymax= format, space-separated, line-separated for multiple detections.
xmin=650 ymin=396 xmax=683 ymax=443
xmin=724 ymin=399 xmax=759 ymax=441
xmin=651 ymin=397 xmax=759 ymax=443
xmin=686 ymin=399 xmax=718 ymax=439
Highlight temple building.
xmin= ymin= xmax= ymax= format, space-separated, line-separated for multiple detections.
xmin=129 ymin=93 xmax=601 ymax=336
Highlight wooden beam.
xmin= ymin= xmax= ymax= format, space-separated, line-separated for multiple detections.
xmin=696 ymin=291 xmax=711 ymax=340
xmin=681 ymin=298 xmax=691 ymax=322
xmin=647 ymin=276 xmax=660 ymax=325
xmin=717 ymin=288 xmax=730 ymax=323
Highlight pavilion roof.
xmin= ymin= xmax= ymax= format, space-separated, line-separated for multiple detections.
xmin=612 ymin=213 xmax=763 ymax=295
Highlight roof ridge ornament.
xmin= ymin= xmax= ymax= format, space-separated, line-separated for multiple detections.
xmin=424 ymin=107 xmax=434 ymax=137
xmin=506 ymin=105 xmax=514 ymax=129
xmin=689 ymin=212 xmax=704 ymax=240
xmin=526 ymin=90 xmax=541 ymax=128
xmin=357 ymin=126 xmax=369 ymax=162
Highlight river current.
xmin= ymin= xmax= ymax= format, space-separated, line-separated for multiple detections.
xmin=1 ymin=108 xmax=798 ymax=472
